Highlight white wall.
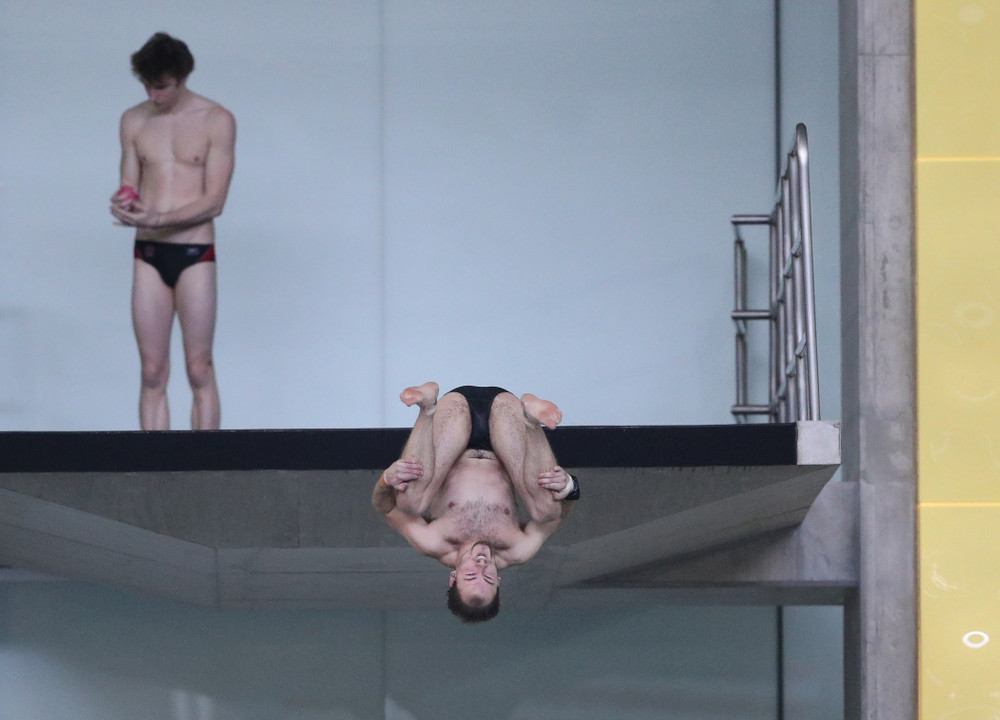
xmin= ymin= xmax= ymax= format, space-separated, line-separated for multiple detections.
xmin=0 ymin=0 xmax=781 ymax=430
xmin=0 ymin=1 xmax=385 ymax=430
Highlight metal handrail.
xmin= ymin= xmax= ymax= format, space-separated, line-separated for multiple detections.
xmin=730 ymin=123 xmax=820 ymax=422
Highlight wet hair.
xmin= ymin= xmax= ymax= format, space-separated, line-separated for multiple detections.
xmin=447 ymin=582 xmax=500 ymax=623
xmin=131 ymin=32 xmax=195 ymax=84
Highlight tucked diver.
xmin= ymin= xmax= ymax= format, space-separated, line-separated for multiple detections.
xmin=372 ymin=382 xmax=579 ymax=623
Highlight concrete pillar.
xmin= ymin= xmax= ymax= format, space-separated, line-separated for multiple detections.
xmin=839 ymin=0 xmax=917 ymax=718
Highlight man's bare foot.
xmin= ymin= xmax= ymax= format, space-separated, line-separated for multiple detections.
xmin=521 ymin=393 xmax=563 ymax=429
xmin=400 ymin=382 xmax=439 ymax=411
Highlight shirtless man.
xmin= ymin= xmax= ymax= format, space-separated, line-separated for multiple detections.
xmin=372 ymin=382 xmax=579 ymax=623
xmin=110 ymin=33 xmax=236 ymax=430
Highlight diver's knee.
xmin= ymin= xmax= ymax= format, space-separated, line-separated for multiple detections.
xmin=185 ymin=356 xmax=215 ymax=390
xmin=139 ymin=356 xmax=169 ymax=389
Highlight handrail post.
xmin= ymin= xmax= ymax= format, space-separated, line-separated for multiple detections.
xmin=794 ymin=124 xmax=820 ymax=419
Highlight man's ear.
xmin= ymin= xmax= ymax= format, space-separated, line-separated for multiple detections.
xmin=449 ymin=571 xmax=456 ymax=587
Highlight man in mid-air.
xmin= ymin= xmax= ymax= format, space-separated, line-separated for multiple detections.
xmin=372 ymin=382 xmax=579 ymax=622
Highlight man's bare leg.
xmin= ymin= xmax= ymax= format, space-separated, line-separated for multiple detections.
xmin=489 ymin=392 xmax=563 ymax=523
xmin=397 ymin=381 xmax=441 ymax=486
xmin=132 ymin=261 xmax=174 ymax=430
xmin=391 ymin=382 xmax=474 ymax=515
xmin=175 ymin=263 xmax=220 ymax=430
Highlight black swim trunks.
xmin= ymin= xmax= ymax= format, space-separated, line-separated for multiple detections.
xmin=134 ymin=240 xmax=216 ymax=289
xmin=447 ymin=386 xmax=510 ymax=453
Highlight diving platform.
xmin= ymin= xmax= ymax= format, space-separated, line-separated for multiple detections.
xmin=0 ymin=421 xmax=852 ymax=609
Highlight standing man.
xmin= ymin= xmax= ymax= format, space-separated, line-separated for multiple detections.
xmin=372 ymin=382 xmax=580 ymax=623
xmin=110 ymin=32 xmax=236 ymax=430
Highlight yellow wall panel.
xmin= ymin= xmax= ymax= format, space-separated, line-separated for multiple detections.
xmin=917 ymin=2 xmax=1000 ymax=718
xmin=916 ymin=1 xmax=1000 ymax=156
xmin=919 ymin=506 xmax=1000 ymax=717
xmin=917 ymin=162 xmax=1000 ymax=503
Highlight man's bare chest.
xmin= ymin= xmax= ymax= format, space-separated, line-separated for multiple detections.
xmin=136 ymin=116 xmax=210 ymax=167
xmin=439 ymin=497 xmax=521 ymax=547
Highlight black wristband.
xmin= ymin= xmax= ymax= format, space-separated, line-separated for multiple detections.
xmin=561 ymin=473 xmax=581 ymax=501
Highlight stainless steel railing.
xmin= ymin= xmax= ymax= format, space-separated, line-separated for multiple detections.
xmin=730 ymin=123 xmax=819 ymax=422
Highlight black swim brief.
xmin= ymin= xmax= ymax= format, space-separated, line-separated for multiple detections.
xmin=447 ymin=386 xmax=510 ymax=453
xmin=134 ymin=240 xmax=216 ymax=289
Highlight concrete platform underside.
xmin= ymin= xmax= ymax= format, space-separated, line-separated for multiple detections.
xmin=0 ymin=421 xmax=852 ymax=609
